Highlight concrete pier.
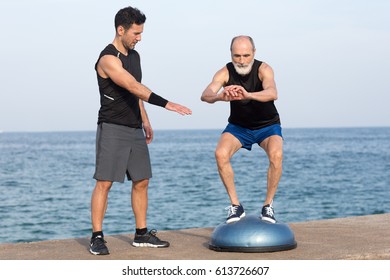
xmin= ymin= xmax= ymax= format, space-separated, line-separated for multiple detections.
xmin=1 ymin=214 xmax=389 ymax=260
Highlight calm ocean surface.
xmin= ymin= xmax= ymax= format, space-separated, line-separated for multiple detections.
xmin=0 ymin=127 xmax=389 ymax=243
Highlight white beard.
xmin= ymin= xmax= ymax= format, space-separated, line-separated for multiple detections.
xmin=232 ymin=59 xmax=255 ymax=76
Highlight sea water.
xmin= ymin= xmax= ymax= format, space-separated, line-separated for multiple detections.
xmin=0 ymin=127 xmax=389 ymax=243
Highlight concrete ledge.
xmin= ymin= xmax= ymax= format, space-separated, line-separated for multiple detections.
xmin=1 ymin=214 xmax=390 ymax=260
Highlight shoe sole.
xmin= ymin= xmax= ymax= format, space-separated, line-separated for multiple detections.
xmin=226 ymin=212 xmax=246 ymax=224
xmin=261 ymin=216 xmax=276 ymax=223
xmin=132 ymin=242 xmax=169 ymax=248
xmin=89 ymin=248 xmax=110 ymax=255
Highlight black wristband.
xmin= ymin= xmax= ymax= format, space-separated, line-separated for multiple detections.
xmin=148 ymin=92 xmax=168 ymax=107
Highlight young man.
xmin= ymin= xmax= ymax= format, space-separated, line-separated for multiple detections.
xmin=90 ymin=6 xmax=192 ymax=255
xmin=201 ymin=35 xmax=282 ymax=224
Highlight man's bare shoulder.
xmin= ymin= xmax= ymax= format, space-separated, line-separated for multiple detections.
xmin=258 ymin=62 xmax=275 ymax=79
xmin=98 ymin=54 xmax=121 ymax=66
xmin=213 ymin=65 xmax=229 ymax=83
xmin=259 ymin=61 xmax=273 ymax=72
xmin=97 ymin=54 xmax=122 ymax=78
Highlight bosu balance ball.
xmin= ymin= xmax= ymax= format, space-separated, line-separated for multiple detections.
xmin=209 ymin=215 xmax=297 ymax=252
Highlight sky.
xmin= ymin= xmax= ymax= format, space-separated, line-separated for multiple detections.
xmin=0 ymin=0 xmax=389 ymax=132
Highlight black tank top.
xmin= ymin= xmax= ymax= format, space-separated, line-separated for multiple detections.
xmin=226 ymin=59 xmax=280 ymax=129
xmin=95 ymin=44 xmax=142 ymax=128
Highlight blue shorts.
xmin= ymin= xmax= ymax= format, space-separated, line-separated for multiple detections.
xmin=222 ymin=123 xmax=283 ymax=151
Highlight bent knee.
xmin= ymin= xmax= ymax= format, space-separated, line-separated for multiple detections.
xmin=215 ymin=147 xmax=230 ymax=163
xmin=269 ymin=150 xmax=283 ymax=165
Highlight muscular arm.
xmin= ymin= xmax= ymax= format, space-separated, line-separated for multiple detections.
xmin=97 ymin=54 xmax=191 ymax=115
xmin=255 ymin=62 xmax=278 ymax=101
xmin=201 ymin=66 xmax=241 ymax=103
xmin=97 ymin=55 xmax=152 ymax=101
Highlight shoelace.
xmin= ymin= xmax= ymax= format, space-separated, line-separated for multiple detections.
xmin=225 ymin=205 xmax=238 ymax=216
xmin=91 ymin=236 xmax=106 ymax=245
xmin=149 ymin=229 xmax=157 ymax=236
xmin=264 ymin=206 xmax=274 ymax=216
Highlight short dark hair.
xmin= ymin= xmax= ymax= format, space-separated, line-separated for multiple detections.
xmin=114 ymin=6 xmax=146 ymax=31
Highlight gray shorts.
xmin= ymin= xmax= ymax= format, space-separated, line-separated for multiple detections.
xmin=93 ymin=122 xmax=152 ymax=183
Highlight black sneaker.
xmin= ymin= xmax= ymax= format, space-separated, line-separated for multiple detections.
xmin=226 ymin=204 xmax=245 ymax=224
xmin=261 ymin=204 xmax=276 ymax=223
xmin=89 ymin=235 xmax=109 ymax=255
xmin=132 ymin=229 xmax=170 ymax=248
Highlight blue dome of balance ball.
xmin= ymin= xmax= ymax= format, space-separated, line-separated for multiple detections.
xmin=209 ymin=215 xmax=297 ymax=252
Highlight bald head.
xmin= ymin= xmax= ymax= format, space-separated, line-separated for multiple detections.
xmin=230 ymin=35 xmax=256 ymax=52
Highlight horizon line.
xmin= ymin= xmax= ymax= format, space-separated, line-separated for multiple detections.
xmin=1 ymin=125 xmax=390 ymax=134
